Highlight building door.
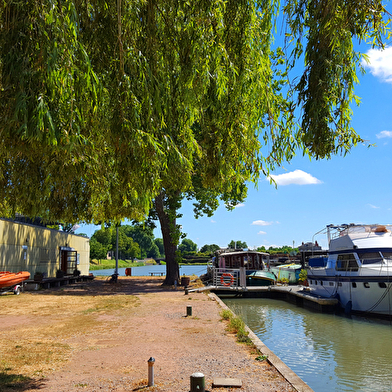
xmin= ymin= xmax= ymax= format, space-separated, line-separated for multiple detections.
xmin=60 ymin=249 xmax=78 ymax=275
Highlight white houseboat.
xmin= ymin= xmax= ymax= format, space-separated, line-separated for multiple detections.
xmin=308 ymin=224 xmax=392 ymax=316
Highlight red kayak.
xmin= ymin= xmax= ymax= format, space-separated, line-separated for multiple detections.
xmin=0 ymin=271 xmax=30 ymax=288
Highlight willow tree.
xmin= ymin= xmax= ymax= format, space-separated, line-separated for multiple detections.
xmin=0 ymin=1 xmax=390 ymax=284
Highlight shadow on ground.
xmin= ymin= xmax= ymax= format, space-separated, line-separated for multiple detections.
xmin=31 ymin=277 xmax=188 ymax=297
xmin=0 ymin=371 xmax=45 ymax=391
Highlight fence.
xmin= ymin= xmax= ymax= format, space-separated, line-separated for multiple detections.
xmin=212 ymin=268 xmax=245 ymax=289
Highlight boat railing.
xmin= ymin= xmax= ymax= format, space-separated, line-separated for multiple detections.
xmin=212 ymin=267 xmax=240 ymax=289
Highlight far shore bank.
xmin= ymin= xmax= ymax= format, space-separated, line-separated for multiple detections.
xmin=89 ymin=258 xmax=208 ymax=271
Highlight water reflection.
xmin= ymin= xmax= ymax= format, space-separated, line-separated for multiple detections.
xmin=223 ymin=297 xmax=392 ymax=392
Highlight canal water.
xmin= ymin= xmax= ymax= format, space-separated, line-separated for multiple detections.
xmin=223 ymin=297 xmax=392 ymax=392
xmin=90 ymin=264 xmax=207 ymax=277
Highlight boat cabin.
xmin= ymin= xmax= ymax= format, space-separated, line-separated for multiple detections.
xmin=214 ymin=250 xmax=269 ymax=270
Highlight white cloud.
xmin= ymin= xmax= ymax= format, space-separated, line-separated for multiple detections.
xmin=210 ymin=219 xmax=216 ymax=223
xmin=252 ymin=220 xmax=273 ymax=226
xmin=269 ymin=170 xmax=322 ymax=186
xmin=368 ymin=204 xmax=380 ymax=209
xmin=362 ymin=46 xmax=392 ymax=84
xmin=257 ymin=231 xmax=267 ymax=235
xmin=376 ymin=130 xmax=392 ymax=139
xmin=234 ymin=203 xmax=245 ymax=208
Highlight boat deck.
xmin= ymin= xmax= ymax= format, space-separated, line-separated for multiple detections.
xmin=190 ymin=284 xmax=339 ymax=313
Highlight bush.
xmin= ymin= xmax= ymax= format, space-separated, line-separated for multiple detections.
xmin=299 ymin=269 xmax=307 ymax=282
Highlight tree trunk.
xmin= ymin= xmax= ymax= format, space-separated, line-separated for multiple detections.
xmin=154 ymin=192 xmax=180 ymax=285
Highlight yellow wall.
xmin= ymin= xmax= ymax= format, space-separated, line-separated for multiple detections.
xmin=0 ymin=219 xmax=90 ymax=277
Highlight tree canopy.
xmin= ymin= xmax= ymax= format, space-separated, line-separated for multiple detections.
xmin=228 ymin=240 xmax=248 ymax=250
xmin=0 ymin=1 xmax=390 ymax=283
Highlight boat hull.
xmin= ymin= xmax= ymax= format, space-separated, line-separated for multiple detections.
xmin=308 ymin=270 xmax=392 ymax=315
xmin=246 ymin=271 xmax=276 ymax=286
xmin=0 ymin=271 xmax=30 ymax=289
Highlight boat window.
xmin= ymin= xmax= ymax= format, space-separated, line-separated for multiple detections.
xmin=364 ymin=282 xmax=370 ymax=288
xmin=352 ymin=282 xmax=357 ymax=288
xmin=379 ymin=282 xmax=387 ymax=288
xmin=329 ymin=282 xmax=334 ymax=286
xmin=338 ymin=282 xmax=342 ymax=287
xmin=358 ymin=252 xmax=383 ymax=264
xmin=320 ymin=281 xmax=323 ymax=286
xmin=336 ymin=254 xmax=359 ymax=271
xmin=381 ymin=251 xmax=392 ymax=261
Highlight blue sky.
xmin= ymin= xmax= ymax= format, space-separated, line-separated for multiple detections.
xmin=76 ymin=24 xmax=392 ymax=252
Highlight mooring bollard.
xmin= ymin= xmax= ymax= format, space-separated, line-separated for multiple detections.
xmin=186 ymin=305 xmax=192 ymax=317
xmin=147 ymin=357 xmax=155 ymax=386
xmin=190 ymin=372 xmax=205 ymax=392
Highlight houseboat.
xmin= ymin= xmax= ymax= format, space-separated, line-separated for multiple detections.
xmin=211 ymin=249 xmax=276 ymax=287
xmin=308 ymin=224 xmax=392 ymax=316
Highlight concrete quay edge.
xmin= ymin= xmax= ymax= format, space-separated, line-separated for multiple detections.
xmin=209 ymin=292 xmax=314 ymax=392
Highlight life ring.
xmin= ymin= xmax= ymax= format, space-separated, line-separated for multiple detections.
xmin=125 ymin=268 xmax=132 ymax=276
xmin=221 ymin=273 xmax=234 ymax=286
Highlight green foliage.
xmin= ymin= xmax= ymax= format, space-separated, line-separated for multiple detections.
xmin=284 ymin=0 xmax=390 ymax=158
xmin=89 ymin=259 xmax=145 ymax=271
xmin=257 ymin=245 xmax=298 ymax=255
xmin=278 ymin=277 xmax=290 ymax=285
xmin=223 ymin=313 xmax=252 ymax=344
xmin=228 ymin=240 xmax=248 ymax=249
xmin=178 ymin=238 xmax=198 ymax=254
xmin=0 ymin=0 xmax=390 ymax=284
xmin=90 ymin=237 xmax=109 ymax=260
xmin=200 ymin=244 xmax=220 ymax=254
xmin=220 ymin=309 xmax=233 ymax=321
xmin=154 ymin=238 xmax=165 ymax=257
xmin=299 ymin=269 xmax=308 ymax=282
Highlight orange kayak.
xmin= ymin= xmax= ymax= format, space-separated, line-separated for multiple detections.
xmin=0 ymin=271 xmax=30 ymax=288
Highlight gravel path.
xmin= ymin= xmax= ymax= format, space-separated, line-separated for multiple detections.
xmin=1 ymin=277 xmax=297 ymax=391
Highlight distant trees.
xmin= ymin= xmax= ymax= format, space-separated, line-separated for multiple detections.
xmin=228 ymin=240 xmax=248 ymax=250
xmin=154 ymin=238 xmax=165 ymax=258
xmin=178 ymin=239 xmax=198 ymax=254
xmin=200 ymin=244 xmax=220 ymax=254
xmin=256 ymin=245 xmax=298 ymax=255
xmin=90 ymin=224 xmax=164 ymax=261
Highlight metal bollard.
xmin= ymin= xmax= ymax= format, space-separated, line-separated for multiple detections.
xmin=190 ymin=372 xmax=205 ymax=392
xmin=147 ymin=357 xmax=155 ymax=386
xmin=186 ymin=305 xmax=192 ymax=317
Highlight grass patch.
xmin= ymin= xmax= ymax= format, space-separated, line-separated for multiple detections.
xmin=0 ymin=340 xmax=72 ymax=384
xmin=220 ymin=309 xmax=233 ymax=321
xmin=0 ymin=292 xmax=141 ymax=386
xmin=83 ymin=295 xmax=140 ymax=314
xmin=89 ymin=259 xmax=147 ymax=270
xmin=220 ymin=309 xmax=252 ymax=344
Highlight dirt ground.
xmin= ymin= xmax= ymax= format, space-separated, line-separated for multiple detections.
xmin=0 ymin=276 xmax=296 ymax=392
